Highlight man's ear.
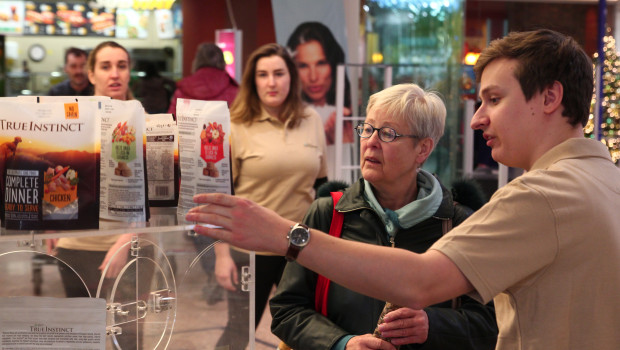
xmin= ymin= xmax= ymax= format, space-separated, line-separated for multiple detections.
xmin=543 ymin=81 xmax=563 ymax=114
xmin=416 ymin=137 xmax=434 ymax=164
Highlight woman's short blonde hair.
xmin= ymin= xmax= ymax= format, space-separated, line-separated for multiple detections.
xmin=366 ymin=84 xmax=446 ymax=150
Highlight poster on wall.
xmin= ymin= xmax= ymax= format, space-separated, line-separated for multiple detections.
xmin=0 ymin=1 xmax=24 ymax=35
xmin=155 ymin=9 xmax=174 ymax=39
xmin=23 ymin=1 xmax=115 ymax=37
xmin=171 ymin=3 xmax=182 ymax=38
xmin=271 ymin=0 xmax=353 ymax=182
xmin=116 ymin=8 xmax=148 ymax=39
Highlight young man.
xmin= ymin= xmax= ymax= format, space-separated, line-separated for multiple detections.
xmin=186 ymin=29 xmax=620 ymax=349
xmin=48 ymin=47 xmax=93 ymax=96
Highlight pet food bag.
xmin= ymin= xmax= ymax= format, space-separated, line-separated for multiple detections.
xmin=176 ymin=99 xmax=232 ymax=220
xmin=0 ymin=99 xmax=100 ymax=231
xmin=145 ymin=113 xmax=179 ymax=207
xmin=98 ymin=99 xmax=149 ymax=222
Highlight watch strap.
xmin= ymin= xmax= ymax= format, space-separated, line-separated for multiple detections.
xmin=285 ymin=223 xmax=309 ymax=262
xmin=285 ymin=243 xmax=301 ymax=262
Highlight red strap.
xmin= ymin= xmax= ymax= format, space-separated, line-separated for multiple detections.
xmin=315 ymin=192 xmax=344 ymax=316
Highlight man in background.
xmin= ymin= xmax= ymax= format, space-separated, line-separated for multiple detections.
xmin=49 ymin=47 xmax=93 ymax=96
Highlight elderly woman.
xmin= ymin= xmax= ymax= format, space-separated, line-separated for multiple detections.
xmin=269 ymin=84 xmax=497 ymax=350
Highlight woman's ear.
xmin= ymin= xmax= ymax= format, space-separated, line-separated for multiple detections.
xmin=88 ymin=70 xmax=95 ymax=86
xmin=416 ymin=137 xmax=434 ymax=164
xmin=543 ymin=81 xmax=563 ymax=114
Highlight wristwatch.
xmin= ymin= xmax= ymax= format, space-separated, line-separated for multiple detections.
xmin=285 ymin=223 xmax=310 ymax=262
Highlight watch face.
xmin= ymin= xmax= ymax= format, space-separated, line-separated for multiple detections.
xmin=290 ymin=227 xmax=309 ymax=246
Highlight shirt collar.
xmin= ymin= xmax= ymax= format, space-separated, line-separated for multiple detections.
xmin=530 ymin=138 xmax=612 ymax=171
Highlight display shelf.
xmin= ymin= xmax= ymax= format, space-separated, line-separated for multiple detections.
xmin=0 ymin=206 xmax=256 ymax=349
xmin=0 ymin=207 xmax=194 ymax=242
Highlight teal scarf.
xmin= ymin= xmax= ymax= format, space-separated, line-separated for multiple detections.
xmin=364 ymin=169 xmax=442 ymax=240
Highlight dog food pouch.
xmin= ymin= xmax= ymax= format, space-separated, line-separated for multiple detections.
xmin=176 ymin=99 xmax=232 ymax=220
xmin=98 ymin=99 xmax=149 ymax=222
xmin=145 ymin=113 xmax=179 ymax=207
xmin=0 ymin=99 xmax=100 ymax=231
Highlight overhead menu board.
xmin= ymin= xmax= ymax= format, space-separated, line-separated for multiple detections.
xmin=116 ymin=8 xmax=149 ymax=39
xmin=0 ymin=1 xmax=24 ymax=35
xmin=24 ymin=1 xmax=116 ymax=37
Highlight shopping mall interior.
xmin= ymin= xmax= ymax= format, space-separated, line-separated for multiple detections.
xmin=0 ymin=0 xmax=619 ymax=349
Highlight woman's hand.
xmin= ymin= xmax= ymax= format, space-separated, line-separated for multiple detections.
xmin=214 ymin=243 xmax=238 ymax=291
xmin=99 ymin=234 xmax=132 ymax=279
xmin=376 ymin=307 xmax=429 ymax=345
xmin=324 ymin=106 xmax=353 ymax=145
xmin=345 ymin=334 xmax=397 ymax=350
xmin=46 ymin=238 xmax=58 ymax=255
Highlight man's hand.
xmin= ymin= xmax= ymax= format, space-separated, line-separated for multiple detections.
xmin=186 ymin=193 xmax=293 ymax=255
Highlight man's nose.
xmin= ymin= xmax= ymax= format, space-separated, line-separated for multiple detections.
xmin=470 ymin=106 xmax=487 ymax=130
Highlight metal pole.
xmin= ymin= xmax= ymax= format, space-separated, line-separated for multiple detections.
xmin=335 ymin=65 xmax=345 ymax=180
xmin=463 ymin=100 xmax=475 ymax=176
xmin=596 ymin=0 xmax=607 ymax=141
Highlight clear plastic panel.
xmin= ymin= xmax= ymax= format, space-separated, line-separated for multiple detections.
xmin=0 ymin=207 xmax=254 ymax=350
xmin=0 ymin=248 xmax=83 ymax=298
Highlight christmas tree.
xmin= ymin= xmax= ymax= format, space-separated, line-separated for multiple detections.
xmin=585 ymin=30 xmax=620 ymax=164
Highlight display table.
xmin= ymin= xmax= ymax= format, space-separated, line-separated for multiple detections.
xmin=0 ymin=207 xmax=255 ymax=349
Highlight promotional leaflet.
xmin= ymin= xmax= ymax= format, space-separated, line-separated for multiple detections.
xmin=176 ymin=99 xmax=231 ymax=220
xmin=0 ymin=296 xmax=105 ymax=350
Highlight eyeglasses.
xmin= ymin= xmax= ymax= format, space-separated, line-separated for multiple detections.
xmin=355 ymin=122 xmax=419 ymax=143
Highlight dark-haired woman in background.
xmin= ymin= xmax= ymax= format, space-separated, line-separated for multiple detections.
xmin=287 ymin=21 xmax=354 ymax=182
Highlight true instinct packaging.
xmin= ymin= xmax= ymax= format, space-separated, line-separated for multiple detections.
xmin=145 ymin=113 xmax=179 ymax=207
xmin=176 ymin=99 xmax=232 ymax=220
xmin=98 ymin=99 xmax=150 ymax=222
xmin=0 ymin=100 xmax=100 ymax=231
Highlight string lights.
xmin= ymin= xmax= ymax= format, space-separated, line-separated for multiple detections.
xmin=585 ymin=29 xmax=620 ymax=164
